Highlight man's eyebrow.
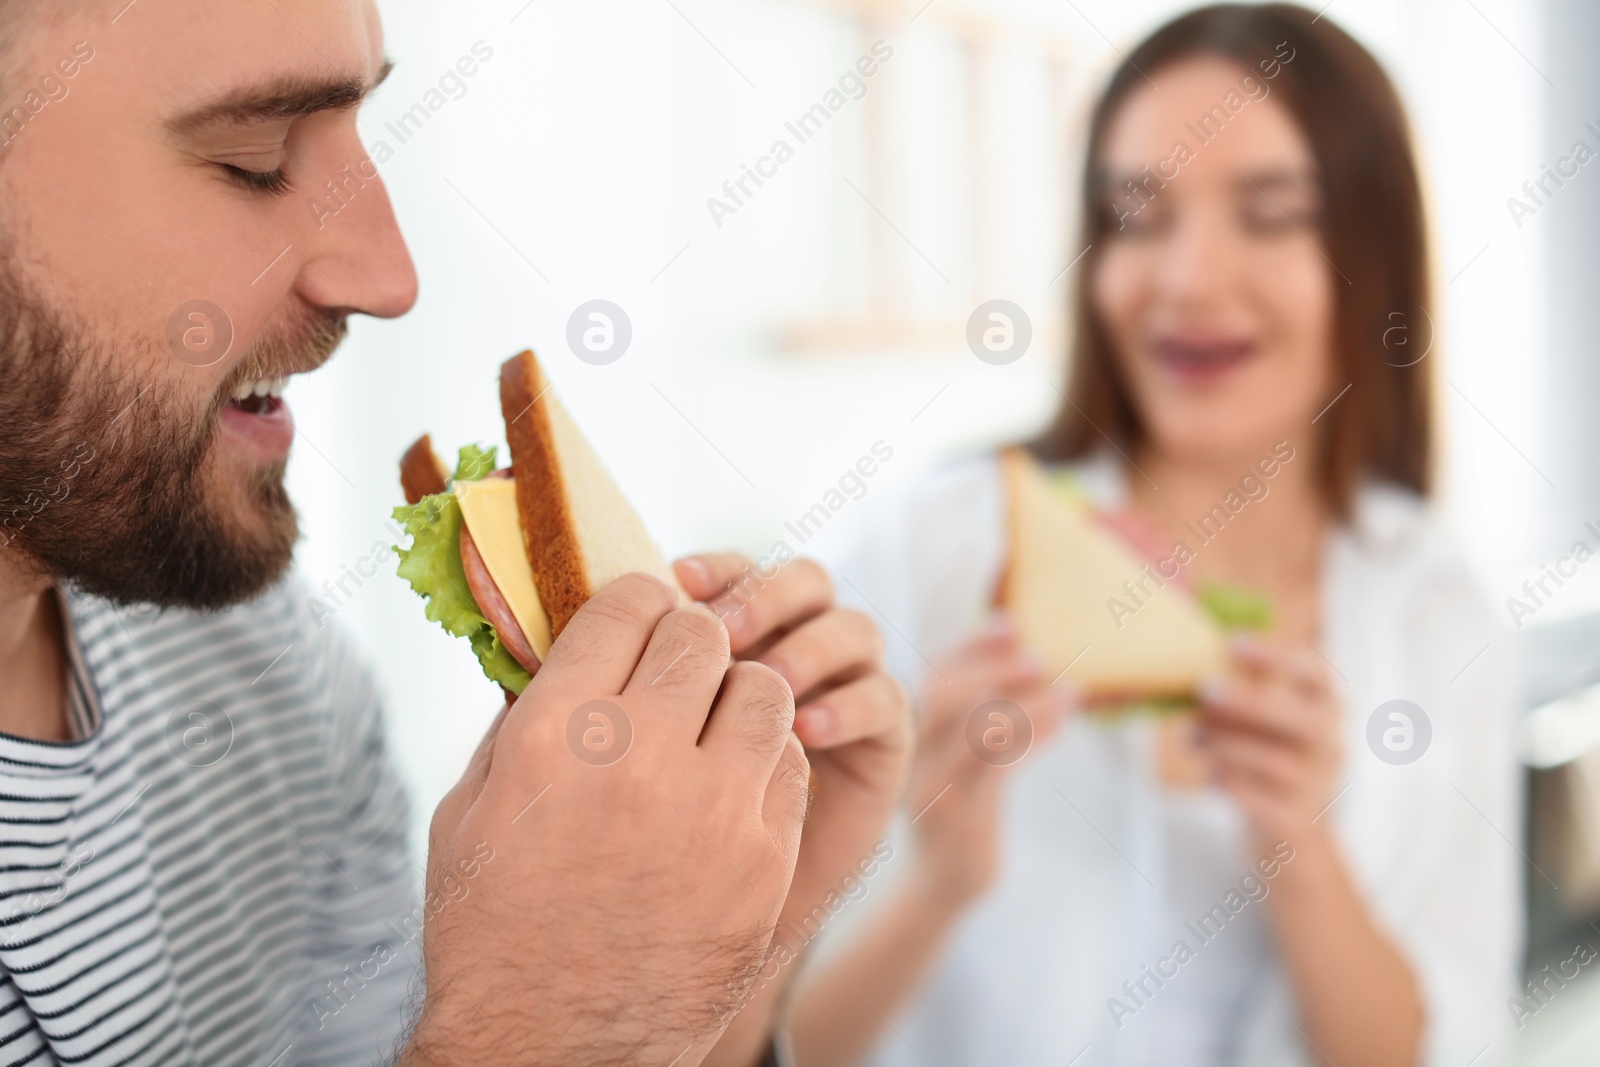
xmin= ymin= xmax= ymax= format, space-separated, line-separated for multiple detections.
xmin=167 ymin=59 xmax=394 ymax=138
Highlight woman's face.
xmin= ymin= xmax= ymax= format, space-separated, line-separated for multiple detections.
xmin=1092 ymin=57 xmax=1335 ymax=465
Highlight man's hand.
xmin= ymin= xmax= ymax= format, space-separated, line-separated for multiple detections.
xmin=675 ymin=554 xmax=913 ymax=1066
xmin=401 ymin=573 xmax=810 ymax=1067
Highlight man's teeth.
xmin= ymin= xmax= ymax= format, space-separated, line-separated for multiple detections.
xmin=230 ymin=376 xmax=289 ymax=402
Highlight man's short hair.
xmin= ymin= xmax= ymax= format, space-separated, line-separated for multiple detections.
xmin=0 ymin=2 xmax=91 ymax=97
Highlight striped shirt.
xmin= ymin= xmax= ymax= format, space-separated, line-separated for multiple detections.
xmin=0 ymin=580 xmax=419 ymax=1066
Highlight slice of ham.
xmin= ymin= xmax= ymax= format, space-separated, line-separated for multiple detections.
xmin=460 ymin=505 xmax=542 ymax=678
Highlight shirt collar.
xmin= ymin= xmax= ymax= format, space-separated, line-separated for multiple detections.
xmin=56 ymin=587 xmax=105 ymax=743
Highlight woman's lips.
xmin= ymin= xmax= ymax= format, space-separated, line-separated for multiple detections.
xmin=1152 ymin=336 xmax=1256 ymax=384
xmin=218 ymin=395 xmax=294 ymax=459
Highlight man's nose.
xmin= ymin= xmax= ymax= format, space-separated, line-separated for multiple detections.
xmin=293 ymin=149 xmax=419 ymax=321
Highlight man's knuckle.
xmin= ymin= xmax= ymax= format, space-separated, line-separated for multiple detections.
xmin=729 ymin=662 xmax=796 ymax=742
xmin=656 ymin=607 xmax=730 ymax=660
xmin=576 ymin=596 xmax=641 ymax=633
xmin=496 ymin=715 xmax=543 ymax=766
xmin=773 ymin=736 xmax=812 ymax=816
xmin=599 ymin=572 xmax=677 ymax=619
xmin=740 ymin=661 xmax=795 ymax=705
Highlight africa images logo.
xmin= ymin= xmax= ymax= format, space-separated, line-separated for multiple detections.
xmin=1107 ymin=842 xmax=1297 ymax=1028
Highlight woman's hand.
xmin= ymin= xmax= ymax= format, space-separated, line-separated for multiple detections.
xmin=1199 ymin=638 xmax=1427 ymax=1067
xmin=909 ymin=613 xmax=1077 ymax=907
xmin=1198 ymin=636 xmax=1345 ymax=846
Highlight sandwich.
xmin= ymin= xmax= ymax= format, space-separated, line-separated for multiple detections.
xmin=997 ymin=447 xmax=1271 ymax=713
xmin=393 ymin=349 xmax=683 ymax=694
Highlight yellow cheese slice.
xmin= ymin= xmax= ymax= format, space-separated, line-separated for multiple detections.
xmin=454 ymin=478 xmax=553 ymax=659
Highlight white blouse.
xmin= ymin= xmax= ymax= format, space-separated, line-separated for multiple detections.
xmin=812 ymin=452 xmax=1523 ymax=1067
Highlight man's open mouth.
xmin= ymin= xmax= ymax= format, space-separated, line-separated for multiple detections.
xmin=225 ymin=375 xmax=289 ymax=416
xmin=219 ymin=374 xmax=296 ymax=458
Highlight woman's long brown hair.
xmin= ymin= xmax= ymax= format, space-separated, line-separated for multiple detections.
xmin=1027 ymin=3 xmax=1434 ymax=516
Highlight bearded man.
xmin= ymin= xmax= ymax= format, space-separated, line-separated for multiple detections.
xmin=0 ymin=2 xmax=911 ymax=1065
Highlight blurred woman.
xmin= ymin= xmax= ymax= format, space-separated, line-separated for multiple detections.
xmin=789 ymin=5 xmax=1521 ymax=1066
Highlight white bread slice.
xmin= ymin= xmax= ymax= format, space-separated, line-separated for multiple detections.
xmin=997 ymin=447 xmax=1226 ymax=701
xmin=499 ymin=350 xmax=685 ymax=637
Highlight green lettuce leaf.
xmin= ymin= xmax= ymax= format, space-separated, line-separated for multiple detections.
xmin=1197 ymin=582 xmax=1275 ymax=632
xmin=392 ymin=445 xmax=532 ymax=694
xmin=1044 ymin=466 xmax=1090 ymax=508
xmin=452 ymin=443 xmax=498 ymax=482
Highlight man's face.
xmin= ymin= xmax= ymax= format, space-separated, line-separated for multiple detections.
xmin=0 ymin=0 xmax=415 ymax=607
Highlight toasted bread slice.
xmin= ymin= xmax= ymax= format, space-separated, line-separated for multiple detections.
xmin=998 ymin=447 xmax=1226 ymax=701
xmin=499 ymin=350 xmax=683 ymax=637
xmin=400 ymin=434 xmax=450 ymax=505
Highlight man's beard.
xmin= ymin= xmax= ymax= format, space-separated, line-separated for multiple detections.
xmin=0 ymin=259 xmax=346 ymax=610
